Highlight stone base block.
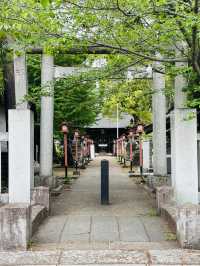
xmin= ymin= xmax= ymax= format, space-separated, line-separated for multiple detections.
xmin=31 ymin=186 xmax=50 ymax=211
xmin=0 ymin=193 xmax=9 ymax=204
xmin=156 ymin=186 xmax=174 ymax=214
xmin=42 ymin=176 xmax=57 ymax=188
xmin=177 ymin=203 xmax=200 ymax=249
xmin=148 ymin=175 xmax=170 ymax=189
xmin=0 ymin=203 xmax=31 ymax=250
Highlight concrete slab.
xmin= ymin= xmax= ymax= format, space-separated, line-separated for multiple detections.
xmin=32 ymin=215 xmax=67 ymax=243
xmin=140 ymin=216 xmax=169 ymax=242
xmin=60 ymin=215 xmax=91 ymax=242
xmin=118 ymin=216 xmax=149 ymax=242
xmin=91 ymin=216 xmax=119 ymax=241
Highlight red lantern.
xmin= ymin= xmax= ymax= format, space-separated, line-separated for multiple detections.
xmin=137 ymin=124 xmax=144 ymax=134
xmin=61 ymin=122 xmax=69 ymax=134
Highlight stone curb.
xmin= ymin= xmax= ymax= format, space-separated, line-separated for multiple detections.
xmin=0 ymin=249 xmax=200 ymax=265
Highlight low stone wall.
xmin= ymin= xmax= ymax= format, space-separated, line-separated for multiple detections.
xmin=0 ymin=186 xmax=50 ymax=250
xmin=156 ymin=186 xmax=200 ymax=249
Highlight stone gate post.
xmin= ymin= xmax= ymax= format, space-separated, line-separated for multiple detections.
xmin=152 ymin=61 xmax=167 ymax=176
xmin=39 ymin=54 xmax=54 ymax=186
xmin=170 ymin=48 xmax=198 ymax=204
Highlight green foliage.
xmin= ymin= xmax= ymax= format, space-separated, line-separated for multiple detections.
xmin=2 ymin=0 xmax=200 ymax=125
xmin=100 ymin=78 xmax=152 ymax=124
xmin=54 ymin=72 xmax=102 ymax=134
xmin=26 ymin=54 xmax=102 ymax=135
xmin=54 ymin=54 xmax=87 ymax=67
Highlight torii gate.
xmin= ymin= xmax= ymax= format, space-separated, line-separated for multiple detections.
xmin=0 ymin=46 xmax=199 ymax=250
xmin=9 ymin=49 xmax=198 ymax=206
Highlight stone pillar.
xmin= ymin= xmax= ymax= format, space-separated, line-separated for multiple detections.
xmin=40 ymin=54 xmax=54 ymax=181
xmin=143 ymin=140 xmax=150 ymax=171
xmin=14 ymin=53 xmax=28 ymax=109
xmin=171 ymin=109 xmax=198 ymax=204
xmin=9 ymin=109 xmax=34 ymax=203
xmin=170 ymin=47 xmax=198 ymax=205
xmin=152 ymin=62 xmax=167 ymax=176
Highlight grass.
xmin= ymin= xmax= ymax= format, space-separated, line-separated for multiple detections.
xmin=147 ymin=208 xmax=159 ymax=217
xmin=164 ymin=232 xmax=177 ymax=241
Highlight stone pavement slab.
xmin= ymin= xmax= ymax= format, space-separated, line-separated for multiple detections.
xmin=61 ymin=215 xmax=91 ymax=241
xmin=91 ymin=216 xmax=119 ymax=241
xmin=32 ymin=216 xmax=67 ymax=243
xmin=140 ymin=217 xmax=169 ymax=242
xmin=118 ymin=216 xmax=149 ymax=242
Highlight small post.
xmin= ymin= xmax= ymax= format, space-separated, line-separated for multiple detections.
xmin=137 ymin=124 xmax=144 ymax=176
xmin=61 ymin=122 xmax=69 ymax=180
xmin=101 ymin=160 xmax=109 ymax=205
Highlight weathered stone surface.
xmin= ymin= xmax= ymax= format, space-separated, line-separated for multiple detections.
xmin=60 ymin=250 xmax=148 ymax=265
xmin=176 ymin=203 xmax=200 ymax=249
xmin=31 ymin=186 xmax=50 ymax=211
xmin=31 ymin=205 xmax=48 ymax=235
xmin=0 ymin=203 xmax=31 ymax=250
xmin=0 ymin=249 xmax=199 ymax=265
xmin=61 ymin=215 xmax=91 ymax=242
xmin=32 ymin=215 xmax=67 ymax=244
xmin=156 ymin=186 xmax=174 ymax=213
xmin=91 ymin=216 xmax=119 ymax=241
xmin=118 ymin=217 xmax=149 ymax=242
xmin=0 ymin=250 xmax=59 ymax=265
xmin=149 ymin=249 xmax=200 ymax=265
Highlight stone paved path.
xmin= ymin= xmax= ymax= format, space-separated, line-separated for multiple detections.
xmin=32 ymin=156 xmax=178 ymax=250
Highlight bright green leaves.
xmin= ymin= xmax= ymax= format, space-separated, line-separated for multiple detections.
xmin=40 ymin=0 xmax=50 ymax=7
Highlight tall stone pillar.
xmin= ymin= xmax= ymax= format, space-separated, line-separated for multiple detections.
xmin=39 ymin=54 xmax=54 ymax=181
xmin=171 ymin=48 xmax=198 ymax=204
xmin=152 ymin=62 xmax=167 ymax=176
xmin=14 ymin=53 xmax=28 ymax=109
xmin=9 ymin=109 xmax=34 ymax=203
xmin=9 ymin=53 xmax=34 ymax=203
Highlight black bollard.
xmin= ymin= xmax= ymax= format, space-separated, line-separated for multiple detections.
xmin=101 ymin=160 xmax=109 ymax=205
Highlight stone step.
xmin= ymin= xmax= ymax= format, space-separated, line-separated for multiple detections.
xmin=0 ymin=249 xmax=200 ymax=265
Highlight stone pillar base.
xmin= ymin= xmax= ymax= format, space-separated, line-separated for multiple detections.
xmin=156 ymin=186 xmax=174 ymax=214
xmin=0 ymin=203 xmax=31 ymax=250
xmin=41 ymin=176 xmax=57 ymax=188
xmin=177 ymin=203 xmax=200 ymax=249
xmin=31 ymin=186 xmax=50 ymax=211
xmin=148 ymin=175 xmax=169 ymax=189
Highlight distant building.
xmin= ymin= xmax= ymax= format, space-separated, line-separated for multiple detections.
xmin=86 ymin=114 xmax=133 ymax=153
